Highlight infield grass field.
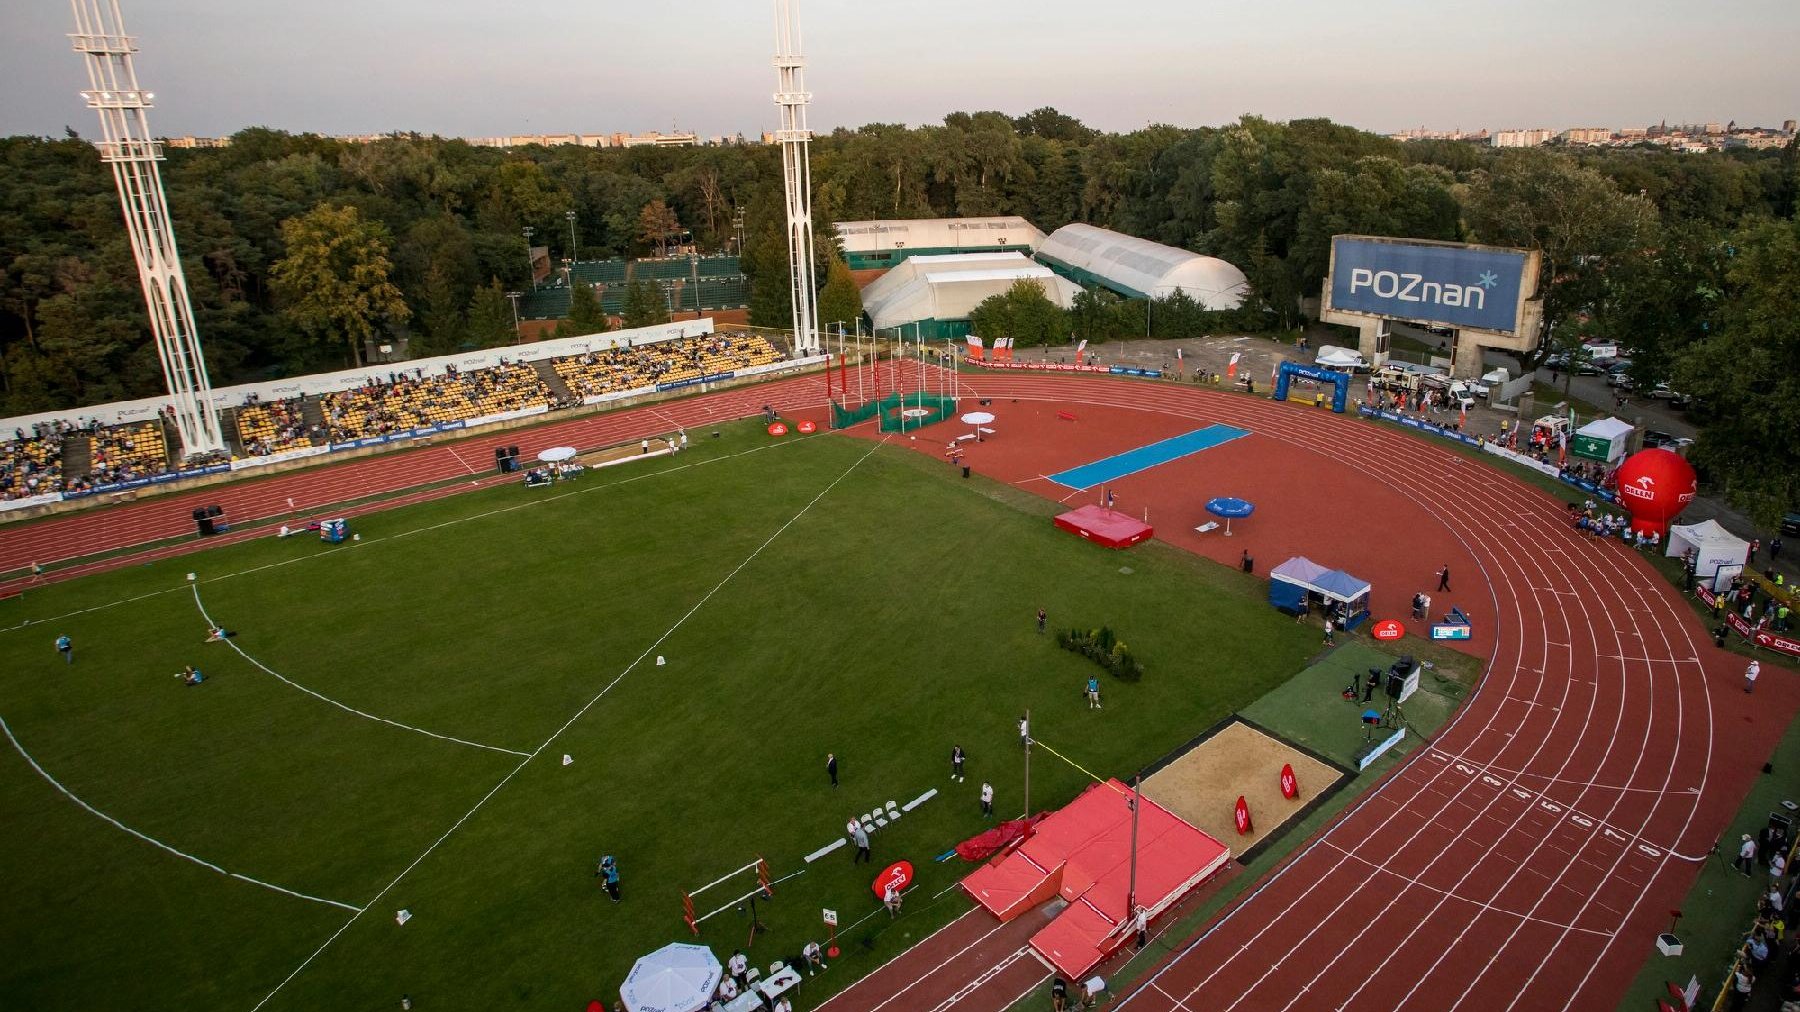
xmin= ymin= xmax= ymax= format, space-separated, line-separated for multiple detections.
xmin=0 ymin=421 xmax=1321 ymax=1010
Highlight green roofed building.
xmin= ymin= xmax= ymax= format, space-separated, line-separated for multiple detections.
xmin=834 ymin=216 xmax=1045 ymax=271
xmin=860 ymin=252 xmax=1081 ymax=340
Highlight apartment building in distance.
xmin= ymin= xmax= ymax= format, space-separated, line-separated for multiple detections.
xmin=1492 ymin=128 xmax=1556 ymax=148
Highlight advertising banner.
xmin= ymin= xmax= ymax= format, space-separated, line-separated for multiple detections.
xmin=1329 ymin=237 xmax=1531 ymax=334
xmin=968 ymin=360 xmax=1110 ymax=375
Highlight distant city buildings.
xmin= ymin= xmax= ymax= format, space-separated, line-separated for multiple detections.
xmin=1390 ymin=118 xmax=1795 ymax=152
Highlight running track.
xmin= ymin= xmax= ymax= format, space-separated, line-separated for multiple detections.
xmin=946 ymin=374 xmax=1794 ymax=1012
xmin=6 ymin=368 xmax=1789 ymax=1011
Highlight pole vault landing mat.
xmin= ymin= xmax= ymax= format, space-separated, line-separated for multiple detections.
xmin=961 ymin=780 xmax=1230 ymax=981
xmin=1053 ymin=504 xmax=1153 ymax=549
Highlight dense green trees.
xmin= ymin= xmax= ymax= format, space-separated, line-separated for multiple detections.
xmin=2 ymin=116 xmax=1794 ymax=510
xmin=969 ymin=279 xmax=1067 ymax=347
xmin=816 ymin=258 xmax=863 ymax=332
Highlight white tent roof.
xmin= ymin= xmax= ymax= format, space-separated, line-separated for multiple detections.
xmin=1576 ymin=417 xmax=1634 ymax=440
xmin=834 ymin=216 xmax=1045 ymax=254
xmin=1314 ymin=346 xmax=1364 ymax=367
xmin=860 ymin=252 xmax=1080 ymax=331
xmin=1036 ymin=223 xmax=1249 ymax=310
xmin=1667 ymin=519 xmax=1748 ymax=549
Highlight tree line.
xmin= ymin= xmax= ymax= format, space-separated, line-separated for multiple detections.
xmin=0 ymin=110 xmax=1794 ymax=517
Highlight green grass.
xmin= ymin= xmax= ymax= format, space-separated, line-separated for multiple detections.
xmin=0 ymin=421 xmax=1322 ymax=1011
xmin=1615 ymin=709 xmax=1800 ymax=1012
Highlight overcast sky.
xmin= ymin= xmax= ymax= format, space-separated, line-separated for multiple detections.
xmin=4 ymin=1 xmax=1795 ymax=140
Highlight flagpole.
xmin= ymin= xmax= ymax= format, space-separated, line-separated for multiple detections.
xmin=856 ymin=319 xmax=865 ymax=406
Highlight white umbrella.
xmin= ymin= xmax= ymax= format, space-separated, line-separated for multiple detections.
xmin=619 ymin=943 xmax=721 ymax=1012
xmin=959 ymin=411 xmax=995 ymax=426
xmin=537 ymin=446 xmax=578 ymax=463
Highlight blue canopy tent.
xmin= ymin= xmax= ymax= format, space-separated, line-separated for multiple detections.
xmin=1268 ymin=556 xmax=1373 ymax=630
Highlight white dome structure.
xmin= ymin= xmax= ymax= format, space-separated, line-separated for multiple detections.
xmin=1036 ymin=224 xmax=1249 ymax=310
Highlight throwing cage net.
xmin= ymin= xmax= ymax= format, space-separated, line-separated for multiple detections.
xmin=830 ymin=391 xmax=960 ymax=433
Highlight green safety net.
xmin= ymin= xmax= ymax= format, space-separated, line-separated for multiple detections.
xmin=830 ymin=392 xmax=960 ymax=433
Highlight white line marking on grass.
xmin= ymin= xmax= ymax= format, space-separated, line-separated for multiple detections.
xmin=190 ymin=585 xmax=529 ymax=758
xmin=0 ymin=712 xmax=362 ymax=913
xmin=250 ymin=436 xmax=890 ymax=1011
xmin=1 ymin=439 xmax=807 ymax=639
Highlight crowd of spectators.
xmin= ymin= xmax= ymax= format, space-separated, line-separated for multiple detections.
xmin=320 ymin=362 xmax=554 ymax=444
xmin=234 ymin=394 xmax=319 ymax=457
xmin=85 ymin=421 xmax=171 ymax=487
xmin=1 ymin=422 xmax=69 ymax=501
xmin=553 ymin=333 xmax=782 ymax=400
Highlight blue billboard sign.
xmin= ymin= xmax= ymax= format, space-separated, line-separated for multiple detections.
xmin=1328 ymin=237 xmax=1530 ymax=334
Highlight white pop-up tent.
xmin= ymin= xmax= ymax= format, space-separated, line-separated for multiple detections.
xmin=1313 ymin=346 xmax=1366 ymax=371
xmin=1665 ymin=519 xmax=1750 ymax=591
xmin=1571 ymin=417 xmax=1634 ymax=463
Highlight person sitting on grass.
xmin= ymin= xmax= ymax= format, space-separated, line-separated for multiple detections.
xmin=175 ymin=666 xmax=204 ymax=686
xmin=205 ymin=627 xmax=235 ymax=642
xmin=883 ymin=883 xmax=904 ymax=918
xmin=802 ymin=940 xmax=826 ymax=974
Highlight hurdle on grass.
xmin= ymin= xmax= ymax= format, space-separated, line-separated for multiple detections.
xmin=682 ymin=856 xmax=773 ymax=936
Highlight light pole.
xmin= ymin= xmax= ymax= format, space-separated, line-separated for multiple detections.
xmin=522 ymin=226 xmax=536 ymax=289
xmin=505 ymin=291 xmax=522 ymax=340
xmin=566 ymin=209 xmax=578 ymax=261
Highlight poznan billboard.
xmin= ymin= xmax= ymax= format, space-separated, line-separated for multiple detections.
xmin=1326 ymin=237 xmax=1536 ymax=335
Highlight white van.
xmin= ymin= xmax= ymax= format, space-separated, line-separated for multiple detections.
xmin=1475 ymin=368 xmax=1511 ymax=400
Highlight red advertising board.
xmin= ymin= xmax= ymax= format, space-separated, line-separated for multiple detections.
xmin=1371 ymin=619 xmax=1406 ymax=641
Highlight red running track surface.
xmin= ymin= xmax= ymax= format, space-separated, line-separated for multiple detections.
xmin=921 ymin=373 xmax=1795 ymax=1012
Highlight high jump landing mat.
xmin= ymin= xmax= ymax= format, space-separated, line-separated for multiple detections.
xmin=1053 ymin=505 xmax=1153 ymax=549
xmin=961 ymin=779 xmax=1231 ymax=980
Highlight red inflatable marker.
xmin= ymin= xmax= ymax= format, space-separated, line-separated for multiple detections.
xmin=1372 ymin=619 xmax=1405 ymax=641
xmin=1279 ymin=763 xmax=1299 ymax=800
xmin=1234 ymin=796 xmax=1253 ymax=835
xmin=872 ymin=860 xmax=913 ymax=899
xmin=797 ymin=420 xmax=818 ymax=434
xmin=767 ymin=422 xmax=789 ymax=437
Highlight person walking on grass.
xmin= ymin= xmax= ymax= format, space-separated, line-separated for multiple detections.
xmin=55 ymin=634 xmax=72 ymax=665
xmin=1087 ymin=676 xmax=1102 ymax=710
xmin=1018 ymin=714 xmax=1030 ymax=747
xmin=849 ymin=819 xmax=871 ymax=864
xmin=1323 ymin=616 xmax=1336 ymax=646
xmin=597 ymin=855 xmax=621 ymax=901
xmin=980 ymin=782 xmax=994 ymax=818
xmin=1037 ymin=608 xmax=1047 ymax=634
xmin=825 ymin=752 xmax=838 ymax=788
xmin=951 ymin=744 xmax=966 ymax=782
xmin=1436 ymin=565 xmax=1452 ymax=592
xmin=1737 ymin=835 xmax=1759 ymax=876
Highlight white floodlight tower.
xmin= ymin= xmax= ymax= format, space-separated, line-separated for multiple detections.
xmin=69 ymin=0 xmax=224 ymax=456
xmin=772 ymin=0 xmax=821 ymax=355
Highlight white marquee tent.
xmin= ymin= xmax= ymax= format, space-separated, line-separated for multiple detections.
xmin=834 ymin=216 xmax=1045 ymax=260
xmin=1665 ymin=519 xmax=1749 ymax=591
xmin=859 ymin=252 xmax=1081 ymax=332
xmin=1036 ymin=223 xmax=1249 ymax=309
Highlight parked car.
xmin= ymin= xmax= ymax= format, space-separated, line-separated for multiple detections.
xmin=1642 ymin=430 xmax=1693 ymax=450
xmin=1606 ymin=371 xmax=1635 ymax=389
xmin=1782 ymin=511 xmax=1800 ymax=537
xmin=1577 ymin=357 xmax=1611 ymax=376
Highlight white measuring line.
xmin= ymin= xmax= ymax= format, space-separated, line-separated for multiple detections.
xmin=190 ymin=584 xmax=528 ymax=758
xmin=0 ymin=711 xmax=361 ymax=913
xmin=249 ymin=436 xmax=890 ymax=1011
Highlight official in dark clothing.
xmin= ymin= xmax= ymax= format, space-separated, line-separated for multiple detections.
xmin=1436 ymin=565 xmax=1451 ymax=591
xmin=826 ymin=753 xmax=838 ymax=788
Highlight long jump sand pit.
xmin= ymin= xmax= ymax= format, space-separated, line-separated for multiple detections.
xmin=1141 ymin=719 xmax=1348 ymax=856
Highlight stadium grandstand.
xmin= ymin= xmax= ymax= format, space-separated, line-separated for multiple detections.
xmin=859 ymin=251 xmax=1081 ymax=338
xmin=520 ymin=255 xmax=749 ymax=321
xmin=1035 ymin=223 xmax=1250 ymax=310
xmin=552 ymin=332 xmax=781 ymax=399
xmin=0 ymin=322 xmax=795 ymax=508
xmin=833 ymin=216 xmax=1045 ymax=271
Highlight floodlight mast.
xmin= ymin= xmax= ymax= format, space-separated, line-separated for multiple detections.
xmin=69 ymin=0 xmax=223 ymax=455
xmin=772 ymin=0 xmax=820 ymax=355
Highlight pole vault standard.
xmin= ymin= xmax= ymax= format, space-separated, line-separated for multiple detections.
xmin=682 ymin=856 xmax=773 ymax=936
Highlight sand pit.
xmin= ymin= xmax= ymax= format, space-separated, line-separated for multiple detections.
xmin=1141 ymin=720 xmax=1345 ymax=854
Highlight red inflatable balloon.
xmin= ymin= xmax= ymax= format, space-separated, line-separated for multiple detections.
xmin=1612 ymin=448 xmax=1697 ymax=535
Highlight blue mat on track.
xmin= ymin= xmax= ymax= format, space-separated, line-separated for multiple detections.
xmin=1048 ymin=424 xmax=1251 ymax=490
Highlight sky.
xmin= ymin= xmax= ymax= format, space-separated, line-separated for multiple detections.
xmin=3 ymin=0 xmax=1796 ymax=141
